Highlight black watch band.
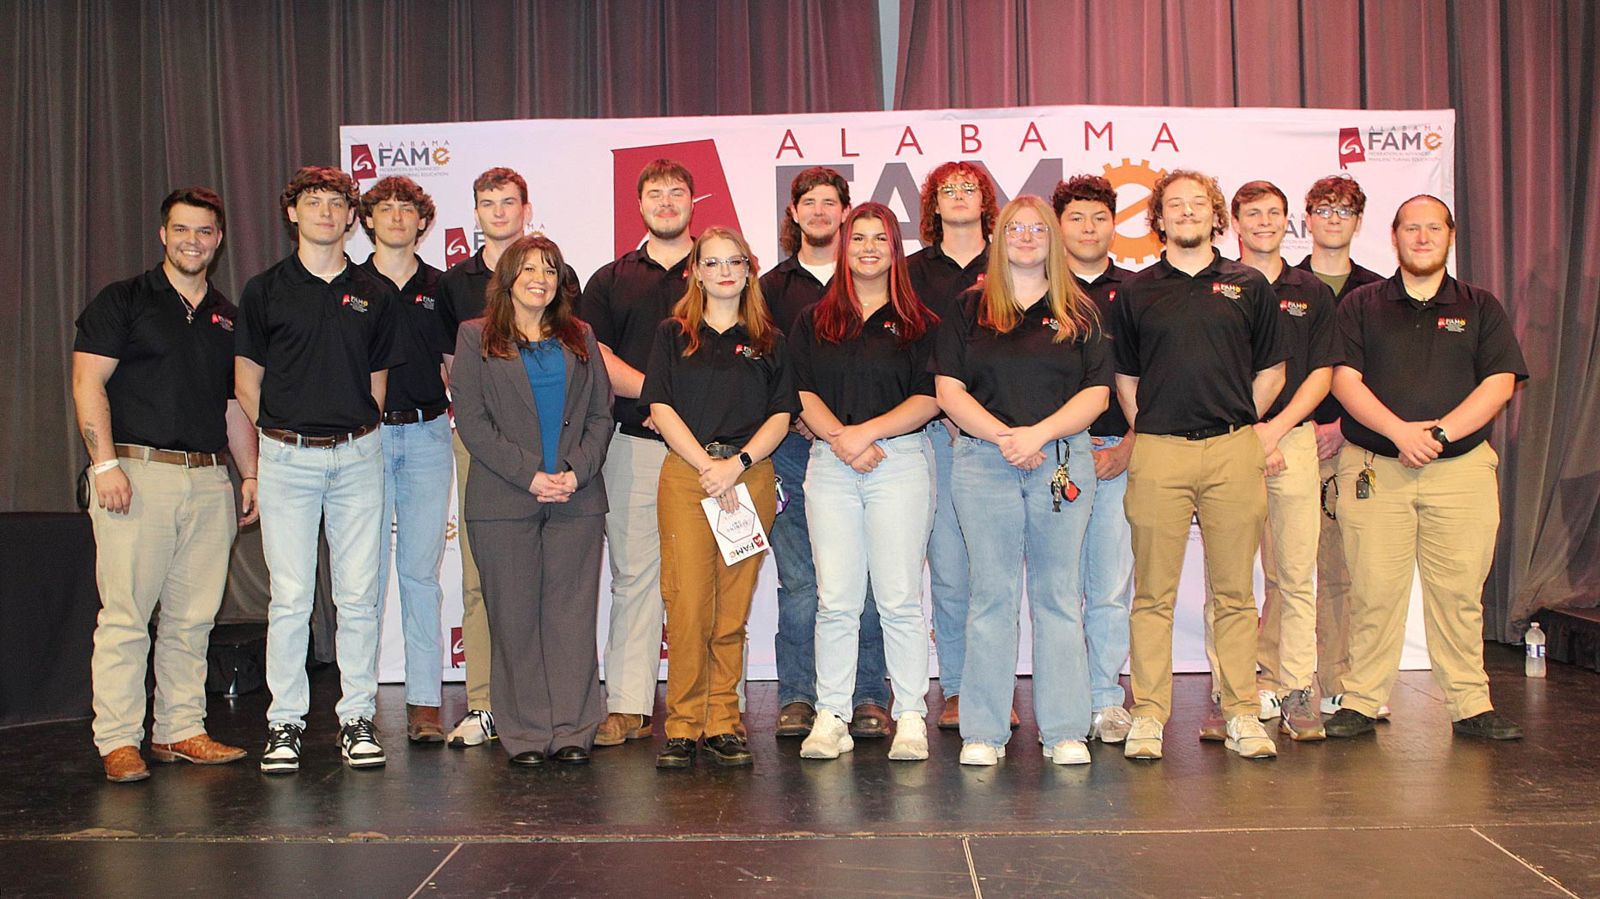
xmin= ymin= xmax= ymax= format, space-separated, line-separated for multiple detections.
xmin=1430 ymin=425 xmax=1449 ymax=446
xmin=738 ymin=451 xmax=753 ymax=470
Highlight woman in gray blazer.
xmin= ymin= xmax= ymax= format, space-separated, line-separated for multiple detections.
xmin=452 ymin=234 xmax=613 ymax=766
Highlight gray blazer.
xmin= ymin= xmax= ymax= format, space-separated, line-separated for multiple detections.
xmin=452 ymin=320 xmax=613 ymax=521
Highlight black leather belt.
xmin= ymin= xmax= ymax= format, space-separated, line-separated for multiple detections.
xmin=381 ymin=408 xmax=447 ymax=425
xmin=1172 ymin=423 xmax=1249 ymax=441
xmin=618 ymin=422 xmax=664 ymax=441
xmin=260 ymin=423 xmax=378 ymax=448
xmin=704 ymin=442 xmax=740 ymax=459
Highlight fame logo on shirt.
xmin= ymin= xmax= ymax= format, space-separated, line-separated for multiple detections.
xmin=414 ymin=294 xmax=436 ymax=311
xmin=1107 ymin=290 xmax=1117 ymax=303
xmin=1040 ymin=316 xmax=1061 ymax=332
xmin=733 ymin=343 xmax=760 ymax=359
xmin=1280 ymin=299 xmax=1309 ymax=318
xmin=883 ymin=320 xmax=900 ymax=337
xmin=341 ymin=294 xmax=370 ymax=313
xmin=1437 ymin=316 xmax=1467 ymax=333
xmin=1211 ymin=282 xmax=1243 ymax=300
xmin=210 ymin=312 xmax=234 ymax=332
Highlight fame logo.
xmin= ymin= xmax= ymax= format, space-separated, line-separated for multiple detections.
xmin=450 ymin=627 xmax=464 ymax=667
xmin=1041 ymin=316 xmax=1061 ymax=331
xmin=414 ymin=294 xmax=436 ymax=311
xmin=341 ymin=294 xmax=370 ymax=313
xmin=1211 ymin=282 xmax=1243 ymax=300
xmin=1338 ymin=128 xmax=1366 ymax=169
xmin=1280 ymin=299 xmax=1309 ymax=317
xmin=210 ymin=312 xmax=234 ymax=331
xmin=734 ymin=343 xmax=759 ymax=359
xmin=1340 ymin=124 xmax=1445 ymax=167
xmin=349 ymin=139 xmax=452 ymax=183
xmin=883 ymin=320 xmax=899 ymax=337
xmin=611 ymin=139 xmax=743 ymax=256
xmin=350 ymin=143 xmax=377 ymax=181
xmin=1437 ymin=316 xmax=1467 ymax=333
xmin=1107 ymin=289 xmax=1117 ymax=303
xmin=444 ymin=227 xmax=472 ymax=268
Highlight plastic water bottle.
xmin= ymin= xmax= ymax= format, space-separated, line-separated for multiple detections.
xmin=1525 ymin=622 xmax=1547 ymax=678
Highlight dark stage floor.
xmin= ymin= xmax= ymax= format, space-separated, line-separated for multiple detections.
xmin=2 ymin=642 xmax=1596 ymax=897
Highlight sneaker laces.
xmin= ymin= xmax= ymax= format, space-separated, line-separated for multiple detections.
xmin=1229 ymin=715 xmax=1269 ymax=740
xmin=343 ymin=718 xmax=378 ymax=745
xmin=1129 ymin=717 xmax=1163 ymax=741
xmin=1283 ymin=689 xmax=1315 ymax=721
xmin=266 ymin=724 xmax=302 ymax=752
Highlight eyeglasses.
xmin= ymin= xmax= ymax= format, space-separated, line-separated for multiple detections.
xmin=699 ymin=256 xmax=749 ymax=272
xmin=1312 ymin=205 xmax=1358 ymax=220
xmin=938 ymin=182 xmax=979 ymax=198
xmin=1003 ymin=222 xmax=1049 ymax=239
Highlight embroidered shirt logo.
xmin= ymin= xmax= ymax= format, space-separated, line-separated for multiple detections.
xmin=414 ymin=294 xmax=436 ymax=311
xmin=1280 ymin=299 xmax=1309 ymax=318
xmin=1211 ymin=282 xmax=1243 ymax=300
xmin=341 ymin=294 xmax=370 ymax=313
xmin=210 ymin=312 xmax=234 ymax=331
xmin=734 ymin=343 xmax=759 ymax=359
xmin=1107 ymin=289 xmax=1118 ymax=303
xmin=1041 ymin=316 xmax=1061 ymax=332
xmin=1437 ymin=316 xmax=1467 ymax=333
xmin=883 ymin=320 xmax=900 ymax=337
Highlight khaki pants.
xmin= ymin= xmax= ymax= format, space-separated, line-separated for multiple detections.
xmin=1336 ymin=443 xmax=1500 ymax=721
xmin=1127 ymin=427 xmax=1266 ymax=723
xmin=1251 ymin=422 xmax=1322 ymax=693
xmin=88 ymin=458 xmax=236 ymax=753
xmin=1315 ymin=453 xmax=1353 ymax=697
xmin=452 ymin=429 xmax=492 ymax=711
xmin=657 ymin=453 xmax=776 ymax=740
xmin=601 ymin=431 xmax=671 ymax=715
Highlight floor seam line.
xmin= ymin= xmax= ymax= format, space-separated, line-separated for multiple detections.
xmin=1469 ymin=826 xmax=1581 ymax=898
xmin=962 ymin=835 xmax=983 ymax=899
xmin=404 ymin=841 xmax=462 ymax=899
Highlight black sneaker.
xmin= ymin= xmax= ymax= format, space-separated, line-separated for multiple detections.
xmin=1324 ymin=707 xmax=1377 ymax=738
xmin=1452 ymin=711 xmax=1523 ymax=741
xmin=260 ymin=723 xmax=304 ymax=774
xmin=703 ymin=733 xmax=753 ymax=767
xmin=656 ymin=738 xmax=697 ymax=769
xmin=338 ymin=717 xmax=387 ymax=768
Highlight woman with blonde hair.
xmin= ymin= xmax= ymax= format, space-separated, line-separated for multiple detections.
xmin=641 ymin=227 xmax=800 ymax=769
xmin=932 ymin=196 xmax=1111 ymax=766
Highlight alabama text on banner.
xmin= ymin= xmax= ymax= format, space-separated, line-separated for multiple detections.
xmin=344 ymin=103 xmax=1455 ymax=684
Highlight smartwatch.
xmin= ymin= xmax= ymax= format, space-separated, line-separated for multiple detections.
xmin=738 ymin=451 xmax=753 ymax=470
xmin=1429 ymin=425 xmax=1449 ymax=447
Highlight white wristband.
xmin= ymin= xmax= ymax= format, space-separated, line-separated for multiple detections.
xmin=92 ymin=459 xmax=121 ymax=475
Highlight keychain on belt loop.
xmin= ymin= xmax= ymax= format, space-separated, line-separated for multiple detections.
xmin=1050 ymin=440 xmax=1081 ymax=512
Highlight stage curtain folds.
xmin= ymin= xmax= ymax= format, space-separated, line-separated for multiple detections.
xmin=896 ymin=0 xmax=1600 ymax=638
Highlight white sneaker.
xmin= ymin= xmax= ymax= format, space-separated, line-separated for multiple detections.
xmin=448 ymin=709 xmax=496 ymax=748
xmin=958 ymin=742 xmax=1004 ymax=766
xmin=1321 ymin=693 xmax=1391 ymax=719
xmin=1258 ymin=690 xmax=1282 ymax=720
xmin=1225 ymin=714 xmax=1278 ymax=759
xmin=1123 ymin=716 xmax=1164 ymax=760
xmin=887 ymin=713 xmax=928 ymax=761
xmin=799 ymin=711 xmax=853 ymax=759
xmin=1043 ymin=739 xmax=1092 ymax=765
xmin=260 ymin=723 xmax=303 ymax=774
xmin=1090 ymin=706 xmax=1133 ymax=743
xmin=338 ymin=717 xmax=386 ymax=768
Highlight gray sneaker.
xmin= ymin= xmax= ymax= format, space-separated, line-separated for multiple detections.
xmin=1280 ymin=688 xmax=1326 ymax=741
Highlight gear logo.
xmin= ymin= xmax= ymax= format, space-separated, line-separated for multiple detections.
xmin=1102 ymin=158 xmax=1168 ymax=266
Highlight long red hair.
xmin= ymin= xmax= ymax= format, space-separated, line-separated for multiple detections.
xmin=673 ymin=227 xmax=777 ymax=357
xmin=479 ymin=234 xmax=590 ymax=361
xmin=813 ymin=203 xmax=938 ymax=346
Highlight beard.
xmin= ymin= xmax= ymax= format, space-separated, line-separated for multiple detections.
xmin=802 ymin=227 xmax=836 ymax=248
xmin=1172 ymin=230 xmax=1207 ymax=250
xmin=646 ymin=217 xmax=689 ymax=241
xmin=1398 ymin=249 xmax=1448 ymax=278
xmin=166 ymin=248 xmax=211 ymax=276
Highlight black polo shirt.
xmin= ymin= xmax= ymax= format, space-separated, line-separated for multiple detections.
xmin=759 ymin=255 xmax=830 ymax=334
xmin=1113 ymin=250 xmax=1287 ymax=436
xmin=437 ymin=247 xmax=579 ymax=341
xmin=1336 ymin=273 xmax=1527 ymax=458
xmin=908 ymin=242 xmax=989 ymax=321
xmin=1262 ymin=264 xmax=1339 ymax=423
xmin=73 ymin=266 xmax=236 ymax=453
xmin=789 ymin=303 xmax=936 ymax=433
xmin=235 ymin=253 xmax=403 ymax=436
xmin=580 ymin=247 xmax=692 ymax=432
xmin=359 ymin=256 xmax=451 ymax=417
xmin=933 ymin=289 xmax=1113 ymax=431
xmin=1295 ymin=256 xmax=1385 ymax=425
xmin=639 ymin=319 xmax=801 ymax=447
xmin=1075 ymin=264 xmax=1132 ymax=437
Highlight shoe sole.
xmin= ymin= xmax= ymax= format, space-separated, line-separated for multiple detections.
xmin=849 ymin=726 xmax=890 ymax=739
xmin=775 ymin=725 xmax=812 ymax=738
xmin=1043 ymin=747 xmax=1092 ymax=765
xmin=260 ymin=761 xmax=299 ymax=774
xmin=1198 ymin=727 xmax=1227 ymax=742
xmin=1225 ymin=740 xmax=1279 ymax=759
xmin=887 ymin=745 xmax=928 ymax=761
xmin=594 ymin=725 xmax=652 ymax=747
xmin=408 ymin=731 xmax=446 ymax=743
xmin=448 ymin=734 xmax=491 ymax=749
xmin=105 ymin=770 xmax=151 ymax=783
xmin=1092 ymin=725 xmax=1130 ymax=744
xmin=800 ymin=736 xmax=853 ymax=759
xmin=1281 ymin=720 xmax=1327 ymax=742
xmin=342 ymin=752 xmax=387 ymax=768
xmin=1123 ymin=743 xmax=1162 ymax=760
xmin=707 ymin=753 xmax=753 ymax=767
xmin=959 ymin=747 xmax=1005 ymax=766
xmin=150 ymin=748 xmax=246 ymax=765
xmin=935 ymin=718 xmax=960 ymax=731
xmin=655 ymin=757 xmax=694 ymax=769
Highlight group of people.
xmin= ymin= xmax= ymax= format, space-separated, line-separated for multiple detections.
xmin=73 ymin=152 xmax=1526 ymax=784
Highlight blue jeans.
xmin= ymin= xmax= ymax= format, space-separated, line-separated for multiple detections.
xmin=258 ymin=429 xmax=385 ymax=728
xmin=952 ymin=434 xmax=1095 ymax=747
xmin=770 ymin=430 xmax=888 ymax=709
xmin=377 ymin=414 xmax=454 ymax=707
xmin=1082 ymin=434 xmax=1133 ymax=710
xmin=807 ymin=433 xmax=934 ymax=720
xmin=926 ymin=420 xmax=970 ymax=697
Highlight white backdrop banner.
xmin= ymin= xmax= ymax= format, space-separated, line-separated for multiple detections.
xmin=346 ymin=103 xmax=1455 ymax=684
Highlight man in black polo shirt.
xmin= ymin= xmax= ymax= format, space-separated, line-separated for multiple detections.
xmin=1113 ymin=169 xmax=1286 ymax=761
xmin=1326 ymin=194 xmax=1527 ymax=741
xmin=357 ymin=176 xmax=451 ymax=743
xmin=580 ymin=159 xmax=695 ymax=747
xmin=1200 ymin=180 xmax=1337 ymax=742
xmin=73 ymin=187 xmax=257 ymax=783
xmin=1053 ymin=173 xmax=1136 ymax=744
xmin=1294 ymin=174 xmax=1386 ymax=714
xmin=906 ymin=161 xmax=997 ymax=729
xmin=759 ymin=166 xmax=891 ymax=739
xmin=235 ymin=165 xmax=402 ymax=773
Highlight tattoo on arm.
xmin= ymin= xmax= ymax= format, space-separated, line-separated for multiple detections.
xmin=81 ymin=424 xmax=98 ymax=455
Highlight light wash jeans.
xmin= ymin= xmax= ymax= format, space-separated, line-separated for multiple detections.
xmin=259 ymin=428 xmax=385 ymax=728
xmin=770 ymin=430 xmax=888 ymax=709
xmin=925 ymin=420 xmax=970 ymax=697
xmin=807 ymin=433 xmax=934 ymax=720
xmin=1081 ymin=434 xmax=1133 ymax=710
xmin=377 ymin=413 xmax=453 ymax=707
xmin=952 ymin=434 xmax=1096 ymax=747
